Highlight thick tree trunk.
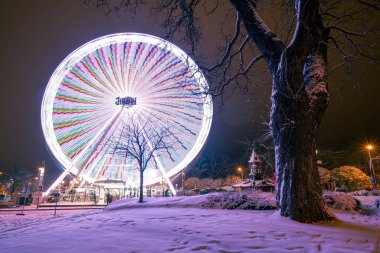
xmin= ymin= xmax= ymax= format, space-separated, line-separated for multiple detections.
xmin=139 ymin=170 xmax=144 ymax=203
xmin=271 ymin=31 xmax=332 ymax=222
xmin=232 ymin=0 xmax=332 ymax=222
xmin=271 ymin=93 xmax=329 ymax=222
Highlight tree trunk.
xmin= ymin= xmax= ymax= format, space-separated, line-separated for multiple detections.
xmin=139 ymin=170 xmax=144 ymax=203
xmin=272 ymin=98 xmax=328 ymax=222
xmin=271 ymin=30 xmax=332 ymax=222
xmin=229 ymin=0 xmax=334 ymax=223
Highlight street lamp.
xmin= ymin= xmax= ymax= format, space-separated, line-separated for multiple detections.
xmin=38 ymin=165 xmax=45 ymax=192
xmin=181 ymin=172 xmax=185 ymax=191
xmin=366 ymin=144 xmax=377 ymax=190
xmin=238 ymin=167 xmax=244 ymax=181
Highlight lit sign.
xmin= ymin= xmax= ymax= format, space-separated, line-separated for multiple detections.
xmin=115 ymin=97 xmax=137 ymax=107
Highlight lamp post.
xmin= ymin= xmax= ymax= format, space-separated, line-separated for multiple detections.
xmin=38 ymin=163 xmax=45 ymax=192
xmin=33 ymin=177 xmax=38 ymax=192
xmin=366 ymin=145 xmax=377 ymax=190
xmin=36 ymin=162 xmax=45 ymax=207
xmin=61 ymin=180 xmax=65 ymax=192
xmin=238 ymin=167 xmax=244 ymax=181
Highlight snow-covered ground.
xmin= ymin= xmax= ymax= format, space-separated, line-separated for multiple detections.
xmin=0 ymin=195 xmax=379 ymax=253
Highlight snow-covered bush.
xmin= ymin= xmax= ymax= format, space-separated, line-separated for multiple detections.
xmin=201 ymin=191 xmax=276 ymax=210
xmin=323 ymin=192 xmax=361 ymax=211
xmin=330 ymin=166 xmax=371 ymax=191
xmin=350 ymin=190 xmax=380 ymax=196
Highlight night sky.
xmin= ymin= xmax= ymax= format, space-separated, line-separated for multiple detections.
xmin=0 ymin=1 xmax=379 ymax=183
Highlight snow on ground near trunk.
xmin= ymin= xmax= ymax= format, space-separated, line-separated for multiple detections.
xmin=0 ymin=196 xmax=379 ymax=253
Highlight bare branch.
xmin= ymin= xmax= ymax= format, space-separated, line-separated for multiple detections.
xmin=328 ymin=26 xmax=366 ymax=37
xmin=328 ymin=36 xmax=355 ymax=60
xmin=201 ymin=12 xmax=241 ymax=71
xmin=229 ymin=0 xmax=285 ymax=73
xmin=358 ymin=0 xmax=380 ymax=11
xmin=213 ymin=54 xmax=264 ymax=96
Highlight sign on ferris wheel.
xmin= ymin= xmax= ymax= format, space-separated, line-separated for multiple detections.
xmin=41 ymin=33 xmax=213 ymax=195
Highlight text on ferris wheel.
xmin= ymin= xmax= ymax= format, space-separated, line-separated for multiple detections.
xmin=115 ymin=97 xmax=137 ymax=107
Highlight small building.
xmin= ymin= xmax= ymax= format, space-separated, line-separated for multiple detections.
xmin=249 ymin=150 xmax=263 ymax=180
xmin=232 ymin=149 xmax=275 ymax=192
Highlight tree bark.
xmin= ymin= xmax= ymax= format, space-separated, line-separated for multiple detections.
xmin=139 ymin=169 xmax=144 ymax=203
xmin=271 ymin=26 xmax=332 ymax=223
xmin=271 ymin=87 xmax=329 ymax=222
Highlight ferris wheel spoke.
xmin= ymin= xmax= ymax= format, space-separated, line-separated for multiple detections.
xmin=72 ymin=108 xmax=123 ymax=173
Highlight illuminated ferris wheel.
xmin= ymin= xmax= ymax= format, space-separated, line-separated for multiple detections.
xmin=41 ymin=33 xmax=212 ymax=195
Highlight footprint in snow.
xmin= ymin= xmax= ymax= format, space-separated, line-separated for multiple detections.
xmin=191 ymin=245 xmax=209 ymax=251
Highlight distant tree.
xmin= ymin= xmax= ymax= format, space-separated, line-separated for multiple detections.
xmin=224 ymin=175 xmax=241 ymax=186
xmin=190 ymin=153 xmax=232 ymax=179
xmin=198 ymin=178 xmax=214 ymax=189
xmin=211 ymin=178 xmax=224 ymax=189
xmin=2 ymin=165 xmax=35 ymax=193
xmin=112 ymin=114 xmax=174 ymax=203
xmin=184 ymin=177 xmax=200 ymax=189
xmin=316 ymin=148 xmax=369 ymax=170
xmin=331 ymin=166 xmax=371 ymax=191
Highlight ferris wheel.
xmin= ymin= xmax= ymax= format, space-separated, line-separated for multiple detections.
xmin=41 ymin=33 xmax=212 ymax=195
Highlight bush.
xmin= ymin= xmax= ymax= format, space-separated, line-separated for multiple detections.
xmin=318 ymin=166 xmax=334 ymax=190
xmin=331 ymin=166 xmax=371 ymax=191
xmin=323 ymin=192 xmax=361 ymax=211
xmin=201 ymin=191 xmax=275 ymax=210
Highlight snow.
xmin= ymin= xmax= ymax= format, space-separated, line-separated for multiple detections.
xmin=355 ymin=196 xmax=380 ymax=208
xmin=0 ymin=195 xmax=379 ymax=253
xmin=323 ymin=192 xmax=361 ymax=211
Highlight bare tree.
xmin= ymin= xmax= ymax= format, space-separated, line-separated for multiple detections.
xmin=113 ymin=114 xmax=174 ymax=203
xmin=2 ymin=165 xmax=35 ymax=193
xmin=190 ymin=153 xmax=232 ymax=179
xmin=86 ymin=0 xmax=380 ymax=222
xmin=184 ymin=177 xmax=200 ymax=189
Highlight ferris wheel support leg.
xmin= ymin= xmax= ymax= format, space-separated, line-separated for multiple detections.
xmin=149 ymin=151 xmax=176 ymax=195
xmin=78 ymin=179 xmax=86 ymax=188
xmin=155 ymin=161 xmax=176 ymax=196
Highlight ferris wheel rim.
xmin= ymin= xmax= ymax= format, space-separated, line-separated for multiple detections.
xmin=41 ymin=32 xmax=213 ymax=185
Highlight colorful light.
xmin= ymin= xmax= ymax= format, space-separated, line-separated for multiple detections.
xmin=41 ymin=33 xmax=212 ymax=190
